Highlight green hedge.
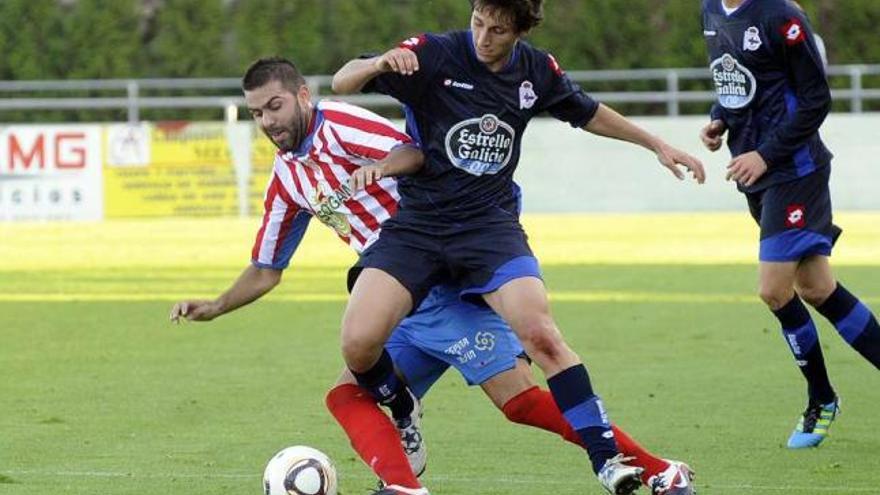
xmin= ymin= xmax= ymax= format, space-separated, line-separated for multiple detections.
xmin=1 ymin=0 xmax=877 ymax=119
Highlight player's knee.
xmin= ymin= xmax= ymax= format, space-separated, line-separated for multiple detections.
xmin=796 ymin=280 xmax=835 ymax=307
xmin=340 ymin=330 xmax=381 ymax=371
xmin=757 ymin=284 xmax=792 ymax=310
xmin=518 ymin=318 xmax=565 ymax=362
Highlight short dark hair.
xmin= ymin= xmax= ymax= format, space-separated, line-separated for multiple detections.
xmin=470 ymin=0 xmax=544 ymax=33
xmin=242 ymin=57 xmax=306 ymax=94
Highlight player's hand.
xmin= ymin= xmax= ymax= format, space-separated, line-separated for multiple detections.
xmin=700 ymin=120 xmax=727 ymax=152
xmin=350 ymin=164 xmax=385 ymax=191
xmin=374 ymin=48 xmax=419 ymax=76
xmin=169 ymin=300 xmax=221 ymax=323
xmin=726 ymin=151 xmax=767 ymax=187
xmin=654 ymin=141 xmax=706 ymax=184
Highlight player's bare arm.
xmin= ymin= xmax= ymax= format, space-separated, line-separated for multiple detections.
xmin=170 ymin=265 xmax=282 ymax=323
xmin=700 ymin=119 xmax=727 ymax=152
xmin=332 ymin=48 xmax=419 ymax=94
xmin=350 ymin=145 xmax=424 ymax=191
xmin=583 ymin=103 xmax=706 ymax=183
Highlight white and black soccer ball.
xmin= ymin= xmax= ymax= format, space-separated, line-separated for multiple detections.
xmin=263 ymin=445 xmax=338 ymax=495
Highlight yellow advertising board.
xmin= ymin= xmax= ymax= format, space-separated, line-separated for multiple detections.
xmin=103 ymin=122 xmax=283 ymax=218
xmin=104 ymin=122 xmax=239 ymax=218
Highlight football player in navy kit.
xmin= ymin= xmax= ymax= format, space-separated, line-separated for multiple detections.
xmin=700 ymin=0 xmax=880 ymax=449
xmin=331 ymin=1 xmax=704 ymax=494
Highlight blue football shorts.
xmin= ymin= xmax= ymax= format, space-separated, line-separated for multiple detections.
xmin=385 ymin=284 xmax=527 ymax=399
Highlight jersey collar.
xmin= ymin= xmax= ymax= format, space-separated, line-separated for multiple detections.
xmin=293 ymin=105 xmax=323 ymax=157
xmin=719 ymin=0 xmax=757 ymax=17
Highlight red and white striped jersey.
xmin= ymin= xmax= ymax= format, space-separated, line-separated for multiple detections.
xmin=251 ymin=100 xmax=411 ymax=269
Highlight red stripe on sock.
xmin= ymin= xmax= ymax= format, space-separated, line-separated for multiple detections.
xmin=611 ymin=424 xmax=670 ymax=482
xmin=502 ymin=386 xmax=584 ymax=446
xmin=501 ymin=386 xmax=669 ymax=482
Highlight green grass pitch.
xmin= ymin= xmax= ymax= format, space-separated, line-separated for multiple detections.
xmin=1 ymin=214 xmax=878 ymax=494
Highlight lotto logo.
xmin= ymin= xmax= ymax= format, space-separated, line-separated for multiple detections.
xmin=786 ymin=204 xmax=806 ymax=228
xmin=781 ymin=19 xmax=805 ymax=45
xmin=399 ymin=35 xmax=426 ymax=50
xmin=547 ymin=53 xmax=564 ymax=76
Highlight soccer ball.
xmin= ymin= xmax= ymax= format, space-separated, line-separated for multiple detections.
xmin=262 ymin=445 xmax=338 ymax=495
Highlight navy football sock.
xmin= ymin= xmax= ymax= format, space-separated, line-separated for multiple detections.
xmin=547 ymin=365 xmax=617 ymax=474
xmin=773 ymin=296 xmax=836 ymax=404
xmin=815 ymin=283 xmax=880 ymax=370
xmin=350 ymin=349 xmax=414 ymax=420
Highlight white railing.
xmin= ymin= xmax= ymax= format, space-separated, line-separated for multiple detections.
xmin=1 ymin=65 xmax=879 ymax=122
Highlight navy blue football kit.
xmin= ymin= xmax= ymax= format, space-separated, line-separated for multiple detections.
xmin=703 ymin=0 xmax=880 ymax=449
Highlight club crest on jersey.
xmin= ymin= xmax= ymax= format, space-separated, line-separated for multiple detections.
xmin=743 ymin=26 xmax=762 ymax=51
xmin=710 ymin=53 xmax=757 ymax=109
xmin=519 ymin=81 xmax=538 ymax=109
xmin=445 ymin=114 xmax=515 ymax=176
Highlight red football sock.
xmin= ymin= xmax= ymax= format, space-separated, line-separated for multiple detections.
xmin=502 ymin=385 xmax=584 ymax=446
xmin=611 ymin=421 xmax=670 ymax=483
xmin=501 ymin=386 xmax=670 ymax=482
xmin=326 ymin=384 xmax=422 ymax=489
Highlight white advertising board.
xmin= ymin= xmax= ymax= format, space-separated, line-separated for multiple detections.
xmin=0 ymin=125 xmax=103 ymax=221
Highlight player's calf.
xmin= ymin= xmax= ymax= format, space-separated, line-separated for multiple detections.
xmin=814 ymin=283 xmax=880 ymax=369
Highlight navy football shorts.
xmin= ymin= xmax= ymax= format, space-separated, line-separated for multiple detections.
xmin=745 ymin=166 xmax=842 ymax=262
xmin=352 ymin=217 xmax=541 ymax=309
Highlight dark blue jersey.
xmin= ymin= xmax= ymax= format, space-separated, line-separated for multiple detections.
xmin=702 ymin=0 xmax=833 ymax=193
xmin=364 ymin=31 xmax=599 ymax=223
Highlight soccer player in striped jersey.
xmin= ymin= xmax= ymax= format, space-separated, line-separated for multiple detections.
xmin=700 ymin=0 xmax=880 ymax=448
xmin=170 ymin=57 xmax=693 ymax=495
